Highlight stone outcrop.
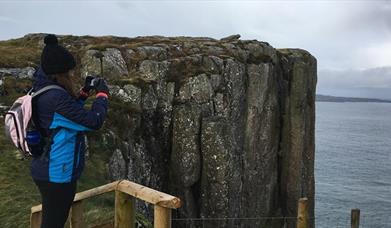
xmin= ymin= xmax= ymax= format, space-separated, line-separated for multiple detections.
xmin=0 ymin=34 xmax=317 ymax=228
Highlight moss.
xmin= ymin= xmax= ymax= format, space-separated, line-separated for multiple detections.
xmin=0 ymin=77 xmax=33 ymax=105
xmin=106 ymin=97 xmax=142 ymax=138
xmin=111 ymin=78 xmax=148 ymax=90
xmin=85 ymin=43 xmax=123 ymax=52
xmin=109 ymin=96 xmax=142 ymax=114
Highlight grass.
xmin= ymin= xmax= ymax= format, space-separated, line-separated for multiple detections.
xmin=0 ymin=38 xmax=41 ymax=68
xmin=0 ymin=143 xmax=40 ymax=227
xmin=0 ymin=122 xmax=151 ymax=227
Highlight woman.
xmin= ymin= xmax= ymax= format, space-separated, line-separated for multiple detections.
xmin=30 ymin=34 xmax=109 ymax=228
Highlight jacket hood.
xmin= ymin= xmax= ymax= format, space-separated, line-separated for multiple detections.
xmin=33 ymin=66 xmax=56 ymax=90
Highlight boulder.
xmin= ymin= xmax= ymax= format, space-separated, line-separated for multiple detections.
xmin=80 ymin=48 xmax=128 ymax=78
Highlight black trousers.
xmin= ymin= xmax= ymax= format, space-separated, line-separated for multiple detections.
xmin=34 ymin=180 xmax=77 ymax=228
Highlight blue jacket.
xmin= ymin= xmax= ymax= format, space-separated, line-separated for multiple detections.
xmin=30 ymin=67 xmax=108 ymax=183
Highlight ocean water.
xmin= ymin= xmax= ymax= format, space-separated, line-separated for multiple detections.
xmin=316 ymin=102 xmax=391 ymax=228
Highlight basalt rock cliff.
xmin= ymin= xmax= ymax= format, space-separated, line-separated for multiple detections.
xmin=0 ymin=34 xmax=317 ymax=228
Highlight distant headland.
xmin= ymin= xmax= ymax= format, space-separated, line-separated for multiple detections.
xmin=316 ymin=94 xmax=391 ymax=103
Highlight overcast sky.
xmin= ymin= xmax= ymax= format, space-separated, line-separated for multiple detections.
xmin=1 ymin=1 xmax=390 ymax=98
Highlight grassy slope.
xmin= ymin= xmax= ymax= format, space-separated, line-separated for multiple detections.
xmin=0 ymin=123 xmax=115 ymax=227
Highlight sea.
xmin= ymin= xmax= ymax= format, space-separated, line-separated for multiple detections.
xmin=316 ymin=102 xmax=391 ymax=228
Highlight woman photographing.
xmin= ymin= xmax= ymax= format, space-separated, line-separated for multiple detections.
xmin=30 ymin=34 xmax=109 ymax=228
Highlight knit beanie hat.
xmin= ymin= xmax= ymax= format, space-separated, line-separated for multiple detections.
xmin=41 ymin=34 xmax=76 ymax=75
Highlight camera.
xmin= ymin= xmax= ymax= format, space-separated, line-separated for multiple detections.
xmin=90 ymin=77 xmax=99 ymax=87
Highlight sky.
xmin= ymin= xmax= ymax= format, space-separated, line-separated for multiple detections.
xmin=1 ymin=0 xmax=390 ymax=98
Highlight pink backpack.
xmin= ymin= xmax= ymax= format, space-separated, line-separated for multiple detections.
xmin=4 ymin=85 xmax=64 ymax=157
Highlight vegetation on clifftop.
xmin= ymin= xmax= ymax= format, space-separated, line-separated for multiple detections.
xmin=0 ymin=36 xmax=42 ymax=68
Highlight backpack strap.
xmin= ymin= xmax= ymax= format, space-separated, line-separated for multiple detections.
xmin=31 ymin=85 xmax=65 ymax=98
xmin=30 ymin=85 xmax=66 ymax=158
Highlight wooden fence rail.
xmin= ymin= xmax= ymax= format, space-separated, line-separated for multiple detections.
xmin=30 ymin=180 xmax=181 ymax=228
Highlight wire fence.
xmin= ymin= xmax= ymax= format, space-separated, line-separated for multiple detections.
xmin=170 ymin=214 xmax=391 ymax=228
xmin=172 ymin=216 xmax=302 ymax=228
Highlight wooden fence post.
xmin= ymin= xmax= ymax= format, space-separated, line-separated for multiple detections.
xmin=296 ymin=197 xmax=309 ymax=228
xmin=70 ymin=200 xmax=85 ymax=228
xmin=30 ymin=211 xmax=42 ymax=228
xmin=351 ymin=209 xmax=360 ymax=228
xmin=115 ymin=190 xmax=136 ymax=228
xmin=154 ymin=205 xmax=171 ymax=228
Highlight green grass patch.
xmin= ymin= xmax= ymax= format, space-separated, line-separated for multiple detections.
xmin=0 ymin=122 xmax=41 ymax=227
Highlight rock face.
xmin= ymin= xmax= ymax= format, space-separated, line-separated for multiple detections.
xmin=279 ymin=49 xmax=317 ymax=228
xmin=0 ymin=34 xmax=317 ymax=228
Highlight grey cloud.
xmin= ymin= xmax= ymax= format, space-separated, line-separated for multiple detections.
xmin=336 ymin=1 xmax=391 ymax=43
xmin=357 ymin=2 xmax=391 ymax=32
xmin=0 ymin=0 xmax=390 ymax=95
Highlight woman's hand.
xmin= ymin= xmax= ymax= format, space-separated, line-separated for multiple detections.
xmin=94 ymin=78 xmax=110 ymax=97
xmin=79 ymin=76 xmax=96 ymax=99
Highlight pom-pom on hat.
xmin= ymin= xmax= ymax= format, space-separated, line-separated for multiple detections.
xmin=41 ymin=34 xmax=76 ymax=75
